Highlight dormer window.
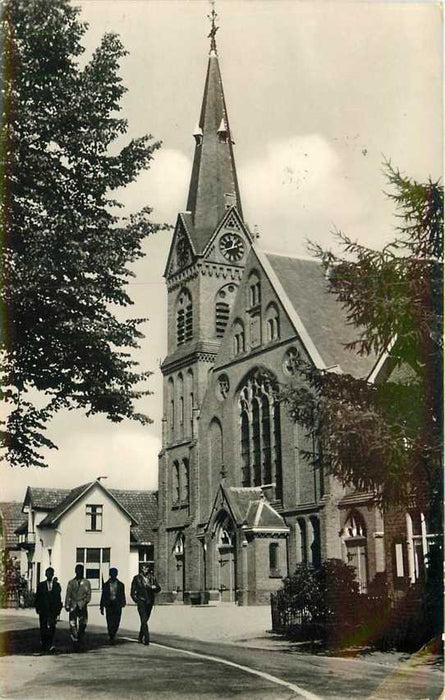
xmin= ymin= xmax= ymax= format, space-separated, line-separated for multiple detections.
xmin=193 ymin=125 xmax=203 ymax=146
xmin=217 ymin=118 xmax=228 ymax=143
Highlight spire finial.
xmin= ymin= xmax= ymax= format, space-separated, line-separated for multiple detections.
xmin=207 ymin=0 xmax=219 ymax=55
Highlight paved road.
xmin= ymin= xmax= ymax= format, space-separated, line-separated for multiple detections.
xmin=0 ymin=613 xmax=442 ymax=699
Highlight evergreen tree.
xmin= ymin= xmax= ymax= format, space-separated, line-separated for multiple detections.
xmin=0 ymin=0 xmax=161 ymax=467
xmin=283 ymin=163 xmax=443 ymax=512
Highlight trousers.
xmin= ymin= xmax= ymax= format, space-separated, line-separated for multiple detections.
xmin=69 ymin=605 xmax=88 ymax=642
xmin=105 ymin=601 xmax=123 ymax=640
xmin=137 ymin=602 xmax=153 ymax=644
xmin=39 ymin=614 xmax=57 ymax=650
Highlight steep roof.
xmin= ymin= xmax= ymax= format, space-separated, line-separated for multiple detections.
xmin=225 ymin=486 xmax=263 ymax=524
xmin=24 ymin=487 xmax=71 ymax=511
xmin=0 ymin=502 xmax=25 ymax=548
xmin=110 ymin=489 xmax=157 ymax=545
xmin=38 ymin=481 xmax=137 ymax=528
xmin=244 ymin=499 xmax=289 ymax=531
xmin=264 ymin=253 xmax=376 ymax=378
xmin=38 ymin=483 xmax=95 ymax=527
xmin=185 ymin=49 xmax=243 ymax=253
xmin=23 ymin=482 xmax=156 ymax=545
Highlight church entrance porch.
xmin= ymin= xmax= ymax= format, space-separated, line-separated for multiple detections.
xmin=215 ymin=513 xmax=237 ymax=602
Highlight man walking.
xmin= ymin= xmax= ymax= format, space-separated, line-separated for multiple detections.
xmin=100 ymin=567 xmax=126 ymax=643
xmin=131 ymin=564 xmax=160 ymax=646
xmin=65 ymin=564 xmax=91 ymax=646
xmin=35 ymin=567 xmax=63 ymax=652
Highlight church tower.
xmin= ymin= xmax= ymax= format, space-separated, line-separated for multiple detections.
xmin=156 ymin=9 xmax=252 ymax=600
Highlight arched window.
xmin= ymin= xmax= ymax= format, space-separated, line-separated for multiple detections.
xmin=309 ymin=516 xmax=321 ymax=568
xmin=233 ymin=319 xmax=245 ymax=355
xmin=297 ymin=518 xmax=307 ymax=564
xmin=168 ymin=377 xmax=175 ymax=439
xmin=176 ymin=289 xmax=193 ymax=346
xmin=341 ymin=510 xmax=367 ymax=591
xmin=178 ymin=374 xmax=184 ymax=438
xmin=265 ymin=303 xmax=280 ymax=342
xmin=172 ymin=460 xmax=180 ymax=504
xmin=238 ymin=371 xmax=282 ymax=496
xmin=248 ymin=272 xmax=261 ymax=308
xmin=187 ymin=369 xmax=194 ymax=438
xmin=182 ymin=459 xmax=190 ymax=504
xmin=215 ymin=284 xmax=238 ymax=338
xmin=269 ymin=542 xmax=280 ymax=575
xmin=240 ymin=410 xmax=250 ymax=486
xmin=210 ymin=419 xmax=224 ymax=476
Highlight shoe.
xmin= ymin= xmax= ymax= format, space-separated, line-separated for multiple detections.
xmin=143 ymin=641 xmax=149 ymax=646
xmin=138 ymin=639 xmax=143 ymax=644
xmin=49 ymin=646 xmax=55 ymax=652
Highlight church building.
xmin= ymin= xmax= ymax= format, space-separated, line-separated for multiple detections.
xmin=155 ymin=17 xmax=385 ymax=605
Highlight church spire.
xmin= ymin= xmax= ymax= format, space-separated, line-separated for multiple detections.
xmin=185 ymin=4 xmax=243 ymax=253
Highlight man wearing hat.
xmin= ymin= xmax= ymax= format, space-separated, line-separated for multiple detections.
xmin=100 ymin=567 xmax=126 ymax=643
xmin=35 ymin=566 xmax=63 ymax=652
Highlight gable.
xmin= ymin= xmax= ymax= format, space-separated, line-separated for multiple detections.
xmin=38 ymin=481 xmax=136 ymax=529
xmin=164 ymin=214 xmax=196 ymax=278
xmin=201 ymin=207 xmax=252 ymax=267
xmin=211 ymin=246 xmax=299 ymax=369
xmin=263 ymin=252 xmax=376 ymax=377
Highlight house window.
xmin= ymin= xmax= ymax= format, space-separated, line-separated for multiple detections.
xmin=176 ymin=289 xmax=193 ymax=346
xmin=269 ymin=542 xmax=281 ymax=576
xmin=238 ymin=372 xmax=282 ymax=497
xmin=76 ymin=547 xmax=110 ymax=590
xmin=86 ymin=504 xmax=103 ymax=532
xmin=139 ymin=545 xmax=154 ymax=574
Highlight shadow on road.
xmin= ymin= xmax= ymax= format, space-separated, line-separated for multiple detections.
xmin=0 ymin=625 xmax=126 ymax=657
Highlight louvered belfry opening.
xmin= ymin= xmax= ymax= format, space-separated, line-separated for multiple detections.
xmin=177 ymin=290 xmax=193 ymax=346
xmin=215 ymin=301 xmax=230 ymax=337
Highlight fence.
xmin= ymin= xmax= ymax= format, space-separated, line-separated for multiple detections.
xmin=271 ymin=589 xmax=393 ymax=646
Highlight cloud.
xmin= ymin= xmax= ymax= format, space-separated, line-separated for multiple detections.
xmin=116 ymin=148 xmax=191 ymax=223
xmin=238 ymin=134 xmax=381 ymax=256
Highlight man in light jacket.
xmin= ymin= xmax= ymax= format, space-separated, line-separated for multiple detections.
xmin=65 ymin=564 xmax=91 ymax=645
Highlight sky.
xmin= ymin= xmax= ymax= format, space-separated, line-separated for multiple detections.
xmin=1 ymin=0 xmax=442 ymax=502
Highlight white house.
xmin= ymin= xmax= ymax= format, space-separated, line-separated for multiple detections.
xmin=17 ymin=480 xmax=157 ymax=605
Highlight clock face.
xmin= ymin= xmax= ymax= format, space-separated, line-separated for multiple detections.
xmin=219 ymin=233 xmax=244 ymax=262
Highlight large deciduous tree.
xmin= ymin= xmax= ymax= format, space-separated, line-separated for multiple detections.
xmin=0 ymin=0 xmax=161 ymax=467
xmin=283 ymin=163 xmax=443 ymax=513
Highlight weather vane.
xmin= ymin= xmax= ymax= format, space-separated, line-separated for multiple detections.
xmin=207 ymin=0 xmax=219 ymax=54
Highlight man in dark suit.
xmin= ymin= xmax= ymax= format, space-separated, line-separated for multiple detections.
xmin=35 ymin=567 xmax=63 ymax=652
xmin=130 ymin=564 xmax=161 ymax=645
xmin=100 ymin=567 xmax=126 ymax=643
